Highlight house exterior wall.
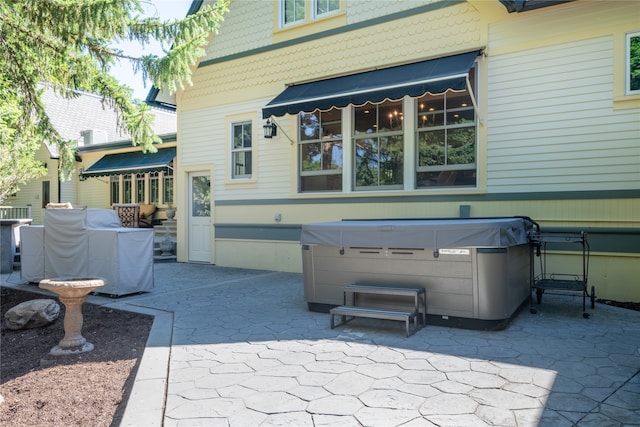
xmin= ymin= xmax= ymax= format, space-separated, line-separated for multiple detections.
xmin=3 ymin=145 xmax=61 ymax=225
xmin=176 ymin=0 xmax=640 ymax=301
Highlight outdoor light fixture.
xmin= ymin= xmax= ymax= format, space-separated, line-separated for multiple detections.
xmin=263 ymin=119 xmax=277 ymax=139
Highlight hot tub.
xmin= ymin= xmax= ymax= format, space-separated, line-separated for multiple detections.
xmin=301 ymin=217 xmax=534 ymax=330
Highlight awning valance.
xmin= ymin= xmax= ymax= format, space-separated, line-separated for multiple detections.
xmin=82 ymin=147 xmax=176 ymax=178
xmin=263 ymin=50 xmax=481 ymax=119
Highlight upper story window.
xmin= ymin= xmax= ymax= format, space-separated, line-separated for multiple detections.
xmin=231 ymin=121 xmax=253 ymax=179
xmin=281 ymin=0 xmax=305 ymax=26
xmin=280 ymin=0 xmax=340 ymax=28
xmin=627 ymin=31 xmax=640 ymax=95
xmin=314 ymin=0 xmax=340 ymax=18
xmin=299 ymin=109 xmax=343 ymax=192
xmin=354 ymin=100 xmax=404 ymax=190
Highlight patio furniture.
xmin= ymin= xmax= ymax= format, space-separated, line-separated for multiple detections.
xmin=20 ymin=208 xmax=154 ymax=296
xmin=113 ymin=203 xmax=140 ymax=227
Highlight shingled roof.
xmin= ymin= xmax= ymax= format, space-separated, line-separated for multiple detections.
xmin=41 ymin=85 xmax=176 ymax=158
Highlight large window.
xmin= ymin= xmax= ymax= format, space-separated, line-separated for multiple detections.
xmin=231 ymin=121 xmax=252 ymax=179
xmin=299 ymin=109 xmax=343 ymax=192
xmin=292 ymin=65 xmax=478 ymax=193
xmin=354 ymin=100 xmax=404 ymax=189
xmin=416 ymin=69 xmax=477 ymax=188
xmin=627 ymin=31 xmax=640 ymax=95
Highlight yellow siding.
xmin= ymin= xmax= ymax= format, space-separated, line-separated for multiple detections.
xmin=215 ymin=240 xmax=301 ymax=272
xmin=182 ymin=2 xmax=483 ymax=111
xmin=487 ymin=36 xmax=640 ymax=194
xmin=5 ymin=145 xmax=58 ymax=225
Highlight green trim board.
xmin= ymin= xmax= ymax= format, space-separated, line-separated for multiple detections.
xmin=214 ymin=189 xmax=640 ymax=206
xmin=215 ymin=223 xmax=301 ymax=241
xmin=199 ymin=1 xmax=465 ymax=68
xmin=214 ymin=223 xmax=640 ymax=254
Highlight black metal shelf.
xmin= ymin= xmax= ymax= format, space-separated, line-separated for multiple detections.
xmin=530 ymin=231 xmax=594 ymax=318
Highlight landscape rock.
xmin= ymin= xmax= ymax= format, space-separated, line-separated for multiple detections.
xmin=4 ymin=299 xmax=60 ymax=330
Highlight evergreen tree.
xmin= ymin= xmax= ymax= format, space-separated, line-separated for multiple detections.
xmin=0 ymin=0 xmax=229 ymax=203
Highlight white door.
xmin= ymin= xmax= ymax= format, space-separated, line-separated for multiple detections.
xmin=188 ymin=172 xmax=211 ymax=263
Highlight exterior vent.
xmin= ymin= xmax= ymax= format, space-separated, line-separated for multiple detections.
xmin=80 ymin=129 xmax=108 ymax=146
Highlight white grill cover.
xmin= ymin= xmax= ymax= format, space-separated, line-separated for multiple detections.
xmin=300 ymin=218 xmax=531 ymax=249
xmin=21 ymin=208 xmax=153 ymax=295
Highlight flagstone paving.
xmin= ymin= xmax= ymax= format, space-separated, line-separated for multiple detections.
xmin=4 ymin=263 xmax=639 ymax=426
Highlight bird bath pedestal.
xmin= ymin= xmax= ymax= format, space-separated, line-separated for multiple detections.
xmin=39 ymin=277 xmax=105 ymax=356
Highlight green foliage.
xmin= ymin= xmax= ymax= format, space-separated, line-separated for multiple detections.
xmin=0 ymin=77 xmax=47 ymax=202
xmin=0 ymin=0 xmax=229 ymax=203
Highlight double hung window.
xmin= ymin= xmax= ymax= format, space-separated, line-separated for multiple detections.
xmin=299 ymin=109 xmax=342 ymax=192
xmin=231 ymin=121 xmax=252 ymax=179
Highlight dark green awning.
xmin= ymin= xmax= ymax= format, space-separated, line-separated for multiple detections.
xmin=263 ymin=51 xmax=480 ymax=118
xmin=82 ymin=147 xmax=176 ymax=178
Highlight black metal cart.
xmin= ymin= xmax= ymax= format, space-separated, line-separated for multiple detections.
xmin=530 ymin=231 xmax=595 ymax=318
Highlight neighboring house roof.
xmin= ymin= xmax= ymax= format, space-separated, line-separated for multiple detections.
xmin=41 ymin=85 xmax=176 ymax=158
xmin=145 ymin=0 xmax=205 ymax=110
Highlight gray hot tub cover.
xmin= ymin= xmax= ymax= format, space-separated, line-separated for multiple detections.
xmin=300 ymin=217 xmax=531 ymax=249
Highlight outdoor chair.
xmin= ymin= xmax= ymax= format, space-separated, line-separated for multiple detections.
xmin=112 ymin=203 xmax=140 ymax=227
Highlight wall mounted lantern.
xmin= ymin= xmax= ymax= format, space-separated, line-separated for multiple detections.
xmin=263 ymin=119 xmax=277 ymax=139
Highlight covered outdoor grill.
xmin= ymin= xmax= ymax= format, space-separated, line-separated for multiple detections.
xmin=301 ymin=217 xmax=535 ymax=330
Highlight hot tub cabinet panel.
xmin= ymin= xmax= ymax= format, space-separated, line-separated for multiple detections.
xmin=301 ymin=218 xmax=533 ymax=329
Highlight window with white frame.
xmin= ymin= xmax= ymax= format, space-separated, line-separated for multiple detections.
xmin=299 ymin=109 xmax=343 ymax=192
xmin=231 ymin=121 xmax=252 ymax=179
xmin=280 ymin=0 xmax=340 ymax=27
xmin=627 ymin=31 xmax=640 ymax=95
xmin=314 ymin=0 xmax=340 ymax=18
xmin=281 ymin=0 xmax=305 ymax=26
xmin=354 ymin=100 xmax=404 ymax=189
xmin=416 ymin=68 xmax=477 ymax=188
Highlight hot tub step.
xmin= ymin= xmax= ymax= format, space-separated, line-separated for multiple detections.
xmin=330 ymin=306 xmax=418 ymax=337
